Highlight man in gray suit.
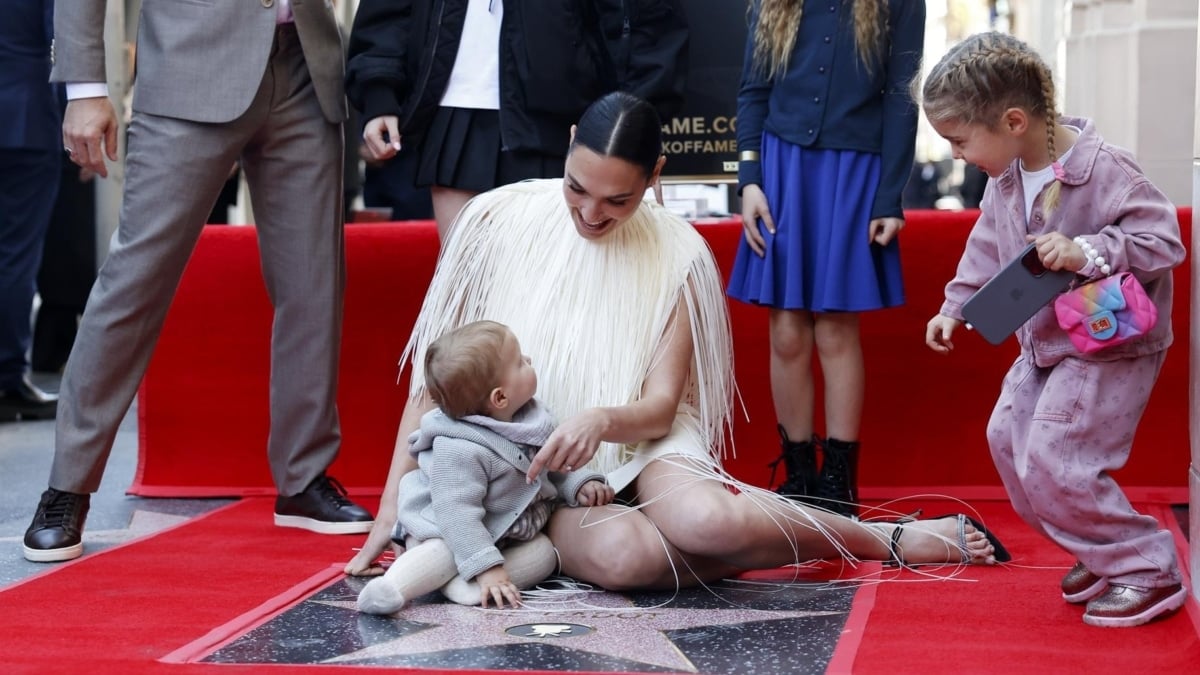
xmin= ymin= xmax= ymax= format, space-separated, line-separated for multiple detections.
xmin=23 ymin=0 xmax=373 ymax=563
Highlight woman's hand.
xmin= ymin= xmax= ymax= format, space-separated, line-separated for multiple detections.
xmin=925 ymin=314 xmax=963 ymax=354
xmin=869 ymin=217 xmax=904 ymax=246
xmin=361 ymin=115 xmax=402 ymax=161
xmin=739 ymin=184 xmax=774 ymax=257
xmin=344 ymin=507 xmax=401 ymax=577
xmin=526 ymin=408 xmax=610 ymax=482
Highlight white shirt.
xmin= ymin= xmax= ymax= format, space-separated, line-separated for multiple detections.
xmin=439 ymin=0 xmax=502 ymax=110
xmin=1019 ymin=126 xmax=1079 ymax=224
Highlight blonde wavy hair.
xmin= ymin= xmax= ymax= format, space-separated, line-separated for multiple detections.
xmin=750 ymin=0 xmax=888 ymax=80
xmin=921 ymin=31 xmax=1064 ymax=212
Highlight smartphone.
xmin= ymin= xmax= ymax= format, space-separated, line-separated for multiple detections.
xmin=961 ymin=243 xmax=1075 ymax=345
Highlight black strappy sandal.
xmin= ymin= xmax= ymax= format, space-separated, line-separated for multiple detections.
xmin=884 ymin=513 xmax=1011 ymax=567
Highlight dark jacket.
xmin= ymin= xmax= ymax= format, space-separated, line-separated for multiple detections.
xmin=346 ymin=0 xmax=688 ymax=156
xmin=737 ymin=0 xmax=924 ymax=220
xmin=0 ymin=0 xmax=60 ymax=151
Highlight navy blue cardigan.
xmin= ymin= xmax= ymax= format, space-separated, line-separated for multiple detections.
xmin=737 ymin=0 xmax=924 ymax=220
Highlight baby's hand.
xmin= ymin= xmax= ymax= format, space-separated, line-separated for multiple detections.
xmin=1027 ymin=232 xmax=1087 ymax=272
xmin=476 ymin=565 xmax=521 ymax=608
xmin=926 ymin=314 xmax=963 ymax=353
xmin=576 ymin=479 xmax=615 ymax=507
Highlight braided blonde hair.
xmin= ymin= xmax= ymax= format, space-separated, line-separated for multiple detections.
xmin=750 ymin=0 xmax=888 ymax=80
xmin=921 ymin=32 xmax=1064 ymax=211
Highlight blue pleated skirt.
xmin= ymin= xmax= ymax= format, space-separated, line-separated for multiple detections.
xmin=726 ymin=133 xmax=905 ymax=311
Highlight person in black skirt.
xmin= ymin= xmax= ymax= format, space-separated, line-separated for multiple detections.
xmin=346 ymin=0 xmax=689 ymax=241
xmin=728 ymin=0 xmax=925 ymax=517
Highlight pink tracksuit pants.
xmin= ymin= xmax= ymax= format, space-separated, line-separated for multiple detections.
xmin=987 ymin=351 xmax=1181 ymax=589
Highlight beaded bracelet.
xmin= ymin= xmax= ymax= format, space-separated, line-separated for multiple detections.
xmin=1073 ymin=236 xmax=1111 ymax=276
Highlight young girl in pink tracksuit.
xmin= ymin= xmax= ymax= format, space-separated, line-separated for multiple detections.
xmin=921 ymin=32 xmax=1186 ymax=628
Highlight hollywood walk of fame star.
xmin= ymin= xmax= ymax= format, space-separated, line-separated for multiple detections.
xmin=314 ymin=582 xmax=846 ymax=672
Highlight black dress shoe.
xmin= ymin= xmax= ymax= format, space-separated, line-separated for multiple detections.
xmin=0 ymin=374 xmax=59 ymax=422
xmin=23 ymin=488 xmax=90 ymax=562
xmin=274 ymin=474 xmax=374 ymax=535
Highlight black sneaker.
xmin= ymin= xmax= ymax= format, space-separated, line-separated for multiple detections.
xmin=274 ymin=474 xmax=373 ymax=534
xmin=23 ymin=488 xmax=90 ymax=562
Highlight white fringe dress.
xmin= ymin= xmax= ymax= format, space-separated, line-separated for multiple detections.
xmin=401 ymin=179 xmax=736 ymax=493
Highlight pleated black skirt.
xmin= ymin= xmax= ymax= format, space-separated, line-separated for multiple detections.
xmin=416 ymin=107 xmax=564 ymax=192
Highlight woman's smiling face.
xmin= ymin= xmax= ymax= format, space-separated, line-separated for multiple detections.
xmin=562 ymin=145 xmax=652 ymax=240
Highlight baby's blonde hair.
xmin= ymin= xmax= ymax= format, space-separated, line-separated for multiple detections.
xmin=750 ymin=0 xmax=888 ymax=80
xmin=921 ymin=31 xmax=1064 ymax=212
xmin=424 ymin=320 xmax=510 ymax=419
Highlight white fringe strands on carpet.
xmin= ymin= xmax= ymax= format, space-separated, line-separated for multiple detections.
xmin=398 ymin=180 xmax=995 ymax=584
xmin=400 ymin=179 xmax=736 ymax=478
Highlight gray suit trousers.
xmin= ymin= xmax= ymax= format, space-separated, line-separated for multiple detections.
xmin=51 ymin=26 xmax=345 ymax=497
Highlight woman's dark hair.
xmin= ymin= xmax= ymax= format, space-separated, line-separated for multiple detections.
xmin=572 ymin=91 xmax=663 ymax=177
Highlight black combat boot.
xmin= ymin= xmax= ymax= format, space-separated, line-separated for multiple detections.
xmin=814 ymin=437 xmax=860 ymax=518
xmin=767 ymin=425 xmax=818 ymax=503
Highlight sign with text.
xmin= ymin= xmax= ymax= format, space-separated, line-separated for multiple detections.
xmin=661 ymin=0 xmax=747 ymax=182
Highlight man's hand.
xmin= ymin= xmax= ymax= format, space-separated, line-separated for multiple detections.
xmin=63 ymin=97 xmax=119 ymax=179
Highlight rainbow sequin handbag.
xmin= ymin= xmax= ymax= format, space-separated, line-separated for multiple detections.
xmin=1052 ymin=272 xmax=1157 ymax=353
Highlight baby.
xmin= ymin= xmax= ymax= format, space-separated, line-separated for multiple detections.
xmin=357 ymin=320 xmax=613 ymax=613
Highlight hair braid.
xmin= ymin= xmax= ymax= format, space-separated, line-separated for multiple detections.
xmin=921 ymin=32 xmax=1065 ymax=212
xmin=1031 ymin=51 xmax=1064 ymax=212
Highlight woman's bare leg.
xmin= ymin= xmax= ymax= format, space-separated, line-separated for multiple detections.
xmin=548 ymin=457 xmax=997 ymax=591
xmin=548 ymin=503 xmax=740 ymax=590
xmin=431 ymin=186 xmax=477 ymax=243
xmin=632 ymin=458 xmax=996 ymax=570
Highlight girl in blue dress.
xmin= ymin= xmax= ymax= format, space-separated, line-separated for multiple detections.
xmin=729 ymin=0 xmax=925 ymax=517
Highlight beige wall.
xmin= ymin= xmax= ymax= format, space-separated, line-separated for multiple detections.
xmin=1063 ymin=0 xmax=1197 ymax=203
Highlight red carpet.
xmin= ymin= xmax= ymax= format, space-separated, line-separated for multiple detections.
xmin=132 ymin=210 xmax=1193 ymax=498
xmin=0 ymin=497 xmax=1194 ymax=674
xmin=844 ymin=500 xmax=1200 ymax=674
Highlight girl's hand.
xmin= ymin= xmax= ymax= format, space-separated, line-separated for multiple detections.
xmin=476 ymin=566 xmax=521 ymax=608
xmin=527 ymin=408 xmax=610 ymax=482
xmin=1027 ymin=232 xmax=1087 ymax=272
xmin=869 ymin=217 xmax=904 ymax=246
xmin=361 ymin=115 xmax=402 ymax=161
xmin=575 ymin=479 xmax=615 ymax=507
xmin=926 ymin=314 xmax=963 ymax=354
xmin=739 ymin=184 xmax=774 ymax=257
